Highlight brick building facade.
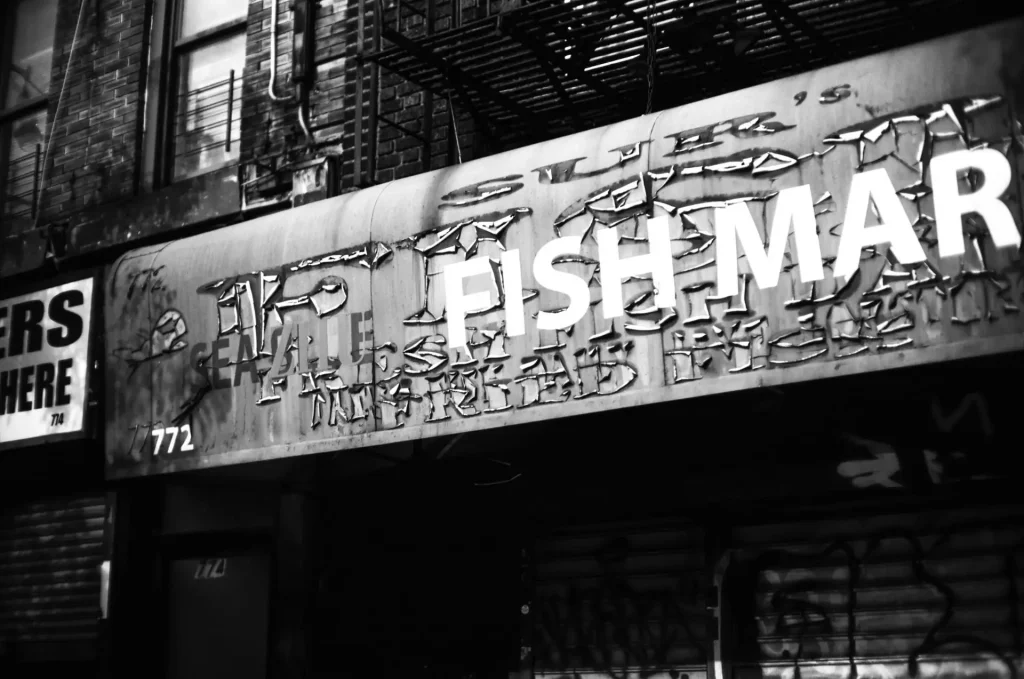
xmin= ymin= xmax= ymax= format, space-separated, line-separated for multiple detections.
xmin=3 ymin=2 xmax=1024 ymax=678
xmin=1 ymin=0 xmax=480 ymax=282
xmin=9 ymin=0 xmax=1014 ymax=283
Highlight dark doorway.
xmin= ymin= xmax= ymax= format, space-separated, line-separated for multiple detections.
xmin=164 ymin=551 xmax=270 ymax=679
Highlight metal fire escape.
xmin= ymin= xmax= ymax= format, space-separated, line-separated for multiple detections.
xmin=349 ymin=0 xmax=1022 ymax=187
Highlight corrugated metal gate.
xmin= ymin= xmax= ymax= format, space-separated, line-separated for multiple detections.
xmin=720 ymin=505 xmax=1024 ymax=679
xmin=534 ymin=520 xmax=711 ymax=679
xmin=531 ymin=505 xmax=1024 ymax=679
xmin=0 ymin=492 xmax=107 ymax=663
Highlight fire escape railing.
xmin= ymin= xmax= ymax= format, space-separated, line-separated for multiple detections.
xmin=348 ymin=0 xmax=1024 ymax=189
xmin=2 ymin=143 xmax=43 ymax=223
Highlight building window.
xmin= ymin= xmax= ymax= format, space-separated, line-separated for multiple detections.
xmin=167 ymin=0 xmax=246 ymax=182
xmin=1 ymin=0 xmax=57 ymax=230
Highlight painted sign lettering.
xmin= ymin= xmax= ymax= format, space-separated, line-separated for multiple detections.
xmin=1 ymin=278 xmax=95 ymax=447
xmin=104 ymin=21 xmax=1024 ymax=475
xmin=443 ymin=149 xmax=1018 ymax=346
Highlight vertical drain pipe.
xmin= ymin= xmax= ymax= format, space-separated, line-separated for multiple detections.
xmin=292 ymin=0 xmax=316 ymax=146
xmin=268 ymin=0 xmax=293 ymax=102
xmin=368 ymin=0 xmax=381 ymax=183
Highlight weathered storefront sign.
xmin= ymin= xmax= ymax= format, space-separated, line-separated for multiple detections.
xmin=1 ymin=276 xmax=97 ymax=448
xmin=106 ymin=20 xmax=1024 ymax=477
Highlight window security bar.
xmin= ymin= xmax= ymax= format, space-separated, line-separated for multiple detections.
xmin=173 ymin=70 xmax=243 ymax=174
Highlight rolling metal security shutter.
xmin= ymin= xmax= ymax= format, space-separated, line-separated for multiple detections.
xmin=0 ymin=492 xmax=107 ymax=661
xmin=720 ymin=504 xmax=1024 ymax=679
xmin=534 ymin=519 xmax=711 ymax=679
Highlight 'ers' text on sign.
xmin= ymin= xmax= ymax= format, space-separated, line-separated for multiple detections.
xmin=0 ymin=278 xmax=94 ymax=445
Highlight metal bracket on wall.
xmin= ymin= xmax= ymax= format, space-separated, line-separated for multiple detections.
xmin=240 ymin=160 xmax=293 ymax=213
xmin=291 ymin=155 xmax=339 ymax=208
xmin=240 ymin=154 xmax=340 ymax=212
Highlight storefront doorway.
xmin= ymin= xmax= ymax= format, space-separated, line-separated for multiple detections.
xmin=165 ymin=549 xmax=270 ymax=679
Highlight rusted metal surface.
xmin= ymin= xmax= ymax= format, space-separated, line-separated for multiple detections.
xmin=105 ymin=21 xmax=1024 ymax=478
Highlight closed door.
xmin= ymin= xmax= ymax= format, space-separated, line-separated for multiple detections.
xmin=165 ymin=552 xmax=270 ymax=679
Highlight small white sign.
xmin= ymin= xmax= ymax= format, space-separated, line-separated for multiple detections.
xmin=99 ymin=560 xmax=111 ymax=619
xmin=0 ymin=277 xmax=95 ymax=446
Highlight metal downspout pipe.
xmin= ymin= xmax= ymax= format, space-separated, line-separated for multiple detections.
xmin=268 ymin=0 xmax=314 ymax=145
xmin=268 ymin=0 xmax=292 ymax=102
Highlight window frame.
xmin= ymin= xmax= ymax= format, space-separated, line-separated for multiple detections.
xmin=0 ymin=0 xmax=56 ymax=226
xmin=156 ymin=0 xmax=247 ymax=186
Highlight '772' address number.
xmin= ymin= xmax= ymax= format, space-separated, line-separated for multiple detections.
xmin=151 ymin=425 xmax=195 ymax=456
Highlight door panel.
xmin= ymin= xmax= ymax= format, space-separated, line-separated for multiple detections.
xmin=165 ymin=552 xmax=269 ymax=679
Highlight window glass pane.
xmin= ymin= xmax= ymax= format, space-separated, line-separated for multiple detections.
xmin=3 ymin=109 xmax=47 ymax=227
xmin=173 ymin=33 xmax=244 ymax=181
xmin=5 ymin=0 xmax=58 ymax=107
xmin=180 ymin=0 xmax=248 ymax=39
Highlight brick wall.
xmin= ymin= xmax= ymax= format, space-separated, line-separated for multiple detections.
xmin=339 ymin=0 xmax=371 ymax=186
xmin=8 ymin=0 xmax=369 ymax=260
xmin=241 ymin=0 xmax=349 ymax=163
xmin=39 ymin=0 xmax=149 ymax=227
xmin=1 ymin=0 xmax=487 ymax=277
xmin=1 ymin=0 xmax=151 ymax=275
xmin=241 ymin=0 xmax=475 ymax=190
xmin=308 ymin=0 xmax=348 ymax=149
xmin=240 ymin=0 xmax=352 ymax=205
xmin=369 ymin=0 xmax=479 ymax=185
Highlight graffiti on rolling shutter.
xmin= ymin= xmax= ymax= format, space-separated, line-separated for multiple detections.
xmin=534 ymin=529 xmax=709 ymax=679
xmin=725 ymin=515 xmax=1024 ymax=679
